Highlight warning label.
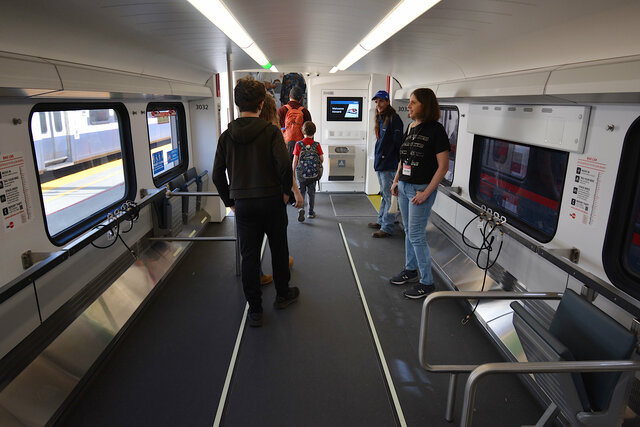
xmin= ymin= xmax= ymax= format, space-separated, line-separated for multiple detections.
xmin=0 ymin=152 xmax=32 ymax=232
xmin=569 ymin=156 xmax=605 ymax=226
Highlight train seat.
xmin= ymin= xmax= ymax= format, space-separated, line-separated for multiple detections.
xmin=182 ymin=168 xmax=198 ymax=223
xmin=510 ymin=289 xmax=637 ymax=426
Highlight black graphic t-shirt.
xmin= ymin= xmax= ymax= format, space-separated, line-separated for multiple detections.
xmin=398 ymin=120 xmax=450 ymax=184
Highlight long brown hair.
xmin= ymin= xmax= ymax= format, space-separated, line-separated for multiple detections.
xmin=411 ymin=88 xmax=440 ymax=122
xmin=259 ymin=92 xmax=279 ymax=126
xmin=374 ymin=103 xmax=397 ymax=139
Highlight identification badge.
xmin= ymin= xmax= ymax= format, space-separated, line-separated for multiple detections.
xmin=402 ymin=163 xmax=412 ymax=176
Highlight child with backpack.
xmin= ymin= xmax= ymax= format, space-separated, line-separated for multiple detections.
xmin=292 ymin=121 xmax=323 ymax=222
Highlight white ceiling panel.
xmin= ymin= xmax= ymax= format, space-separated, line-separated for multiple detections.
xmin=0 ymin=0 xmax=639 ymax=88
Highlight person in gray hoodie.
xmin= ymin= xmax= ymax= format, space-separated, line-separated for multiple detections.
xmin=213 ymin=77 xmax=301 ymax=327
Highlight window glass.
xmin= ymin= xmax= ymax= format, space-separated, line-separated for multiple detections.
xmin=438 ymin=106 xmax=459 ymax=185
xmin=625 ymin=190 xmax=640 ymax=276
xmin=471 ymin=135 xmax=569 ymax=242
xmin=53 ymin=111 xmax=63 ymax=132
xmin=29 ymin=106 xmax=132 ymax=243
xmin=38 ymin=112 xmax=48 ymax=134
xmin=146 ymin=103 xmax=187 ymax=186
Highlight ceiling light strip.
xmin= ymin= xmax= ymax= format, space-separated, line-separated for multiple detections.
xmin=330 ymin=0 xmax=441 ymax=72
xmin=187 ymin=0 xmax=276 ymax=70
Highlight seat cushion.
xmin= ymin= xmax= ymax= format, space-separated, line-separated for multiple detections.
xmin=511 ymin=301 xmax=591 ymax=411
xmin=550 ymin=289 xmax=637 ymax=412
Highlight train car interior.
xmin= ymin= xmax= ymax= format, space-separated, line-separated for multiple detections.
xmin=1 ymin=0 xmax=640 ymax=425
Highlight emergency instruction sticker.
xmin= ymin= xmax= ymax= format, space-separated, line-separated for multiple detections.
xmin=0 ymin=152 xmax=33 ymax=232
xmin=569 ymin=156 xmax=605 ymax=226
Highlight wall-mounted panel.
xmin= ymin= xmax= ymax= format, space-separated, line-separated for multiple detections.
xmin=436 ymin=71 xmax=552 ymax=99
xmin=56 ymin=65 xmax=173 ymax=96
xmin=546 ymin=58 xmax=640 ymax=101
xmin=467 ymin=104 xmax=590 ymax=153
xmin=0 ymin=55 xmax=61 ymax=96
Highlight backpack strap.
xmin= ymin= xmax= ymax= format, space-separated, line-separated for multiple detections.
xmin=311 ymin=141 xmax=319 ymax=149
xmin=285 ymin=104 xmax=292 ymax=111
xmin=296 ymin=140 xmax=305 ymax=150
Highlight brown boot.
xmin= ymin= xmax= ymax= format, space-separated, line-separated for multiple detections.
xmin=372 ymin=230 xmax=391 ymax=238
xmin=260 ymin=274 xmax=273 ymax=285
xmin=368 ymin=222 xmax=382 ymax=229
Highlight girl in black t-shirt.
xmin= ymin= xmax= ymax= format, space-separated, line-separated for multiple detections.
xmin=389 ymin=88 xmax=450 ymax=299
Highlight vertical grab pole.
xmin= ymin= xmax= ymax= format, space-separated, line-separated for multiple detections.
xmin=226 ymin=50 xmax=234 ymax=121
xmin=227 ymin=49 xmax=240 ymax=276
xmin=446 ymin=373 xmax=458 ymax=422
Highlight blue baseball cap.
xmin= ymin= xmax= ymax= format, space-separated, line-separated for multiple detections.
xmin=372 ymin=90 xmax=389 ymax=101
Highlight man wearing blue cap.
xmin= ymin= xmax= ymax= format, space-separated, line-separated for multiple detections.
xmin=369 ymin=90 xmax=404 ymax=238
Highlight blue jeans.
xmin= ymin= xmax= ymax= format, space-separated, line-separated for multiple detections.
xmin=376 ymin=171 xmax=397 ymax=234
xmin=398 ymin=181 xmax=437 ymax=285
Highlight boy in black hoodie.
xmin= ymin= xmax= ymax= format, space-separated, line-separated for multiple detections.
xmin=213 ymin=77 xmax=301 ymax=327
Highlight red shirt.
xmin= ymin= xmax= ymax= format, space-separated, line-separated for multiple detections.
xmin=293 ymin=137 xmax=323 ymax=156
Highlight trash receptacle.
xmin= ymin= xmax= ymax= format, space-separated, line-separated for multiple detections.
xmin=328 ymin=145 xmax=355 ymax=181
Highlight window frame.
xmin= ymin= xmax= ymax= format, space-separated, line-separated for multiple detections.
xmin=603 ymin=115 xmax=640 ymax=300
xmin=146 ymin=102 xmax=189 ymax=187
xmin=28 ymin=102 xmax=136 ymax=246
xmin=439 ymin=105 xmax=459 ymax=186
xmin=469 ymin=134 xmax=569 ymax=243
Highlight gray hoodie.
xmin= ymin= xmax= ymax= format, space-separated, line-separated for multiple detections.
xmin=213 ymin=117 xmax=292 ymax=207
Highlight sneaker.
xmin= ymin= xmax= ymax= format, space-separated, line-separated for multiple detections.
xmin=247 ymin=311 xmax=263 ymax=327
xmin=372 ymin=230 xmax=391 ymax=238
xmin=308 ymin=211 xmax=316 ymax=218
xmin=260 ymin=274 xmax=273 ymax=285
xmin=368 ymin=222 xmax=382 ymax=229
xmin=274 ymin=287 xmax=300 ymax=309
xmin=289 ymin=256 xmax=294 ymax=269
xmin=390 ymin=269 xmax=419 ymax=285
xmin=298 ymin=209 xmax=305 ymax=222
xmin=403 ymin=283 xmax=436 ymax=299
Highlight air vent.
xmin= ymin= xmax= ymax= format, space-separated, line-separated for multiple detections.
xmin=508 ymin=107 xmax=516 ymax=112
xmin=482 ymin=106 xmax=489 ymax=110
xmin=542 ymin=107 xmax=553 ymax=113
xmin=494 ymin=106 xmax=502 ymax=111
xmin=524 ymin=107 xmax=533 ymax=112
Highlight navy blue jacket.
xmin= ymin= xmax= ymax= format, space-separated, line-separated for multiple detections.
xmin=374 ymin=113 xmax=404 ymax=171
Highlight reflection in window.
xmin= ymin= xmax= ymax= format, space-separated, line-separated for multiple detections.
xmin=30 ymin=108 xmax=126 ymax=239
xmin=146 ymin=104 xmax=186 ymax=185
xmin=624 ymin=182 xmax=640 ymax=276
xmin=438 ymin=106 xmax=459 ymax=185
xmin=471 ymin=136 xmax=569 ymax=242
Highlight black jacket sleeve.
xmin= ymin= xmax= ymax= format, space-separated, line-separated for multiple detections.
xmin=393 ymin=115 xmax=404 ymax=152
xmin=212 ymin=135 xmax=233 ymax=207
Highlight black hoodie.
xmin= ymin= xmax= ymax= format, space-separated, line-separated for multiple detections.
xmin=213 ymin=117 xmax=292 ymax=207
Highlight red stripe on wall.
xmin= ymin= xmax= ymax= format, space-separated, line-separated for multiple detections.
xmin=480 ymin=173 xmax=559 ymax=211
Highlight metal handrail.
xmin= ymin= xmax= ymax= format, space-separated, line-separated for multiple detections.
xmin=460 ymin=360 xmax=640 ymax=427
xmin=419 ymin=290 xmax=563 ymax=422
xmin=163 ymin=189 xmax=239 ymax=276
xmin=419 ymin=291 xmax=563 ymax=371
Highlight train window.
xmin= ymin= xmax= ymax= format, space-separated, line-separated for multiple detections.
xmin=470 ymin=135 xmax=569 ymax=242
xmin=438 ymin=106 xmax=459 ymax=185
xmin=603 ymin=116 xmax=640 ymax=300
xmin=38 ymin=112 xmax=48 ymax=134
xmin=146 ymin=103 xmax=188 ymax=187
xmin=53 ymin=111 xmax=63 ymax=133
xmin=28 ymin=103 xmax=136 ymax=245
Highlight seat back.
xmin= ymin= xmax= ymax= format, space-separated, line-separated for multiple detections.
xmin=549 ymin=289 xmax=637 ymax=412
xmin=512 ymin=289 xmax=637 ymax=426
xmin=511 ymin=301 xmax=589 ymax=424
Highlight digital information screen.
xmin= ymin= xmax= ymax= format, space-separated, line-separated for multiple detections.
xmin=326 ymin=97 xmax=363 ymax=121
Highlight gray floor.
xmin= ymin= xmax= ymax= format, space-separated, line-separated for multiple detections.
xmin=56 ymin=193 xmax=545 ymax=426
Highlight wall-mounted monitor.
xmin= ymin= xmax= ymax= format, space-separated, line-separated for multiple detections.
xmin=326 ymin=97 xmax=363 ymax=121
